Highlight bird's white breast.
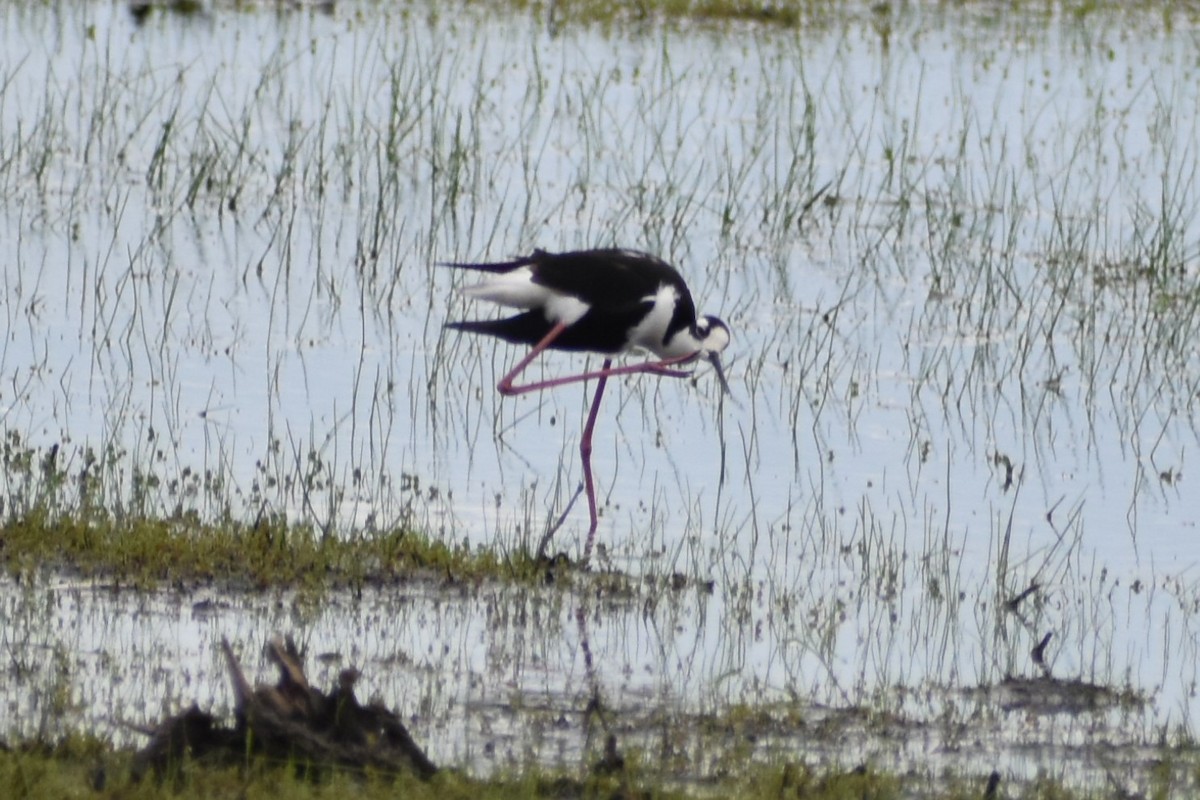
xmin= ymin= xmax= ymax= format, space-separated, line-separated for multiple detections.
xmin=627 ymin=284 xmax=682 ymax=357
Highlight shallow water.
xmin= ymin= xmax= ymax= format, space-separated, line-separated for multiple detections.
xmin=0 ymin=572 xmax=1169 ymax=788
xmin=2 ymin=1 xmax=1199 ymax=791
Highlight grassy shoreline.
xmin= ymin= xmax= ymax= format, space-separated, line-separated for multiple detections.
xmin=0 ymin=507 xmax=525 ymax=590
xmin=0 ymin=733 xmax=1109 ymax=800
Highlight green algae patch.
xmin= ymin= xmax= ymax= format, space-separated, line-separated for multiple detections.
xmin=0 ymin=508 xmax=508 ymax=590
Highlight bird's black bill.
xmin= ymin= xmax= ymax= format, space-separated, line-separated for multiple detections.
xmin=708 ymin=352 xmax=731 ymax=396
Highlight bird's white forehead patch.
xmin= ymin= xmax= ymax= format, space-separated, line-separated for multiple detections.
xmin=700 ymin=321 xmax=730 ymax=354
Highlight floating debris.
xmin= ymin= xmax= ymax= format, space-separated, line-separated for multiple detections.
xmin=132 ymin=635 xmax=437 ymax=781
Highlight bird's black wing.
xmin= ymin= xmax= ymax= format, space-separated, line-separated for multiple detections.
xmin=441 ymin=248 xmax=696 ymax=313
xmin=445 ymin=312 xmax=555 ymax=347
xmin=527 ymin=249 xmax=697 ymax=317
xmin=446 ymin=310 xmax=634 ymax=353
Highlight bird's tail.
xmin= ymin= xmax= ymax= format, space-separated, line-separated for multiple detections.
xmin=438 ymin=250 xmax=543 ymax=273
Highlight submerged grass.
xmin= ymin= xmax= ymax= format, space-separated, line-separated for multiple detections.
xmin=449 ymin=0 xmax=1200 ymax=29
xmin=0 ymin=431 xmax=704 ymax=592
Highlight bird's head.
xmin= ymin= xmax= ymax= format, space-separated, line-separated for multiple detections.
xmin=696 ymin=315 xmax=731 ymax=395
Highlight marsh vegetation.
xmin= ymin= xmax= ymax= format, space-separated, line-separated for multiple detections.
xmin=1 ymin=0 xmax=1199 ymax=796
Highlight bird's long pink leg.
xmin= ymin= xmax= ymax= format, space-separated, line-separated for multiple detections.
xmin=498 ymin=323 xmax=695 ymax=396
xmin=496 ymin=325 xmax=694 ymax=564
xmin=497 ymin=322 xmax=569 ymax=396
xmin=533 ymin=361 xmax=610 ymax=564
xmin=578 ymin=361 xmax=610 ymax=564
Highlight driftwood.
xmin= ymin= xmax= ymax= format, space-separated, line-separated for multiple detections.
xmin=132 ymin=635 xmax=437 ymax=781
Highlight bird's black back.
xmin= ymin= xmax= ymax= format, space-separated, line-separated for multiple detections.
xmin=444 ymin=248 xmax=703 ymax=353
xmin=533 ymin=249 xmax=693 ymax=314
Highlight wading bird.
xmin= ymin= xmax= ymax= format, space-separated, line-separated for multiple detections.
xmin=444 ymin=248 xmax=731 ymax=563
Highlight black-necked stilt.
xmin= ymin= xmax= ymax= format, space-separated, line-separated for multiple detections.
xmin=444 ymin=247 xmax=731 ymax=562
